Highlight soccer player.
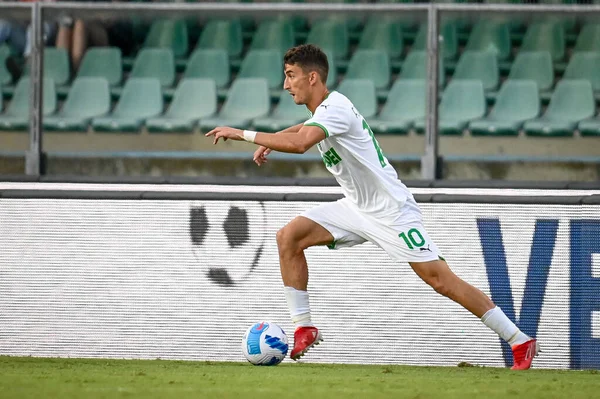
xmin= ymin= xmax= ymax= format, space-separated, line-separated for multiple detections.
xmin=206 ymin=44 xmax=539 ymax=370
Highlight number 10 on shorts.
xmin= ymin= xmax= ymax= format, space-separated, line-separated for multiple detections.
xmin=398 ymin=228 xmax=425 ymax=249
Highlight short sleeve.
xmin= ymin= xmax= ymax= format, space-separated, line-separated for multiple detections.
xmin=304 ymin=105 xmax=350 ymax=138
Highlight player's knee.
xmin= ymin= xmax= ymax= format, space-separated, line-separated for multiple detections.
xmin=276 ymin=226 xmax=301 ymax=254
xmin=427 ymin=275 xmax=453 ymax=297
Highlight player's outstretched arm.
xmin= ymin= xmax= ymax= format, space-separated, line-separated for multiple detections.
xmin=205 ymin=125 xmax=325 ymax=154
xmin=253 ymin=123 xmax=306 ymax=165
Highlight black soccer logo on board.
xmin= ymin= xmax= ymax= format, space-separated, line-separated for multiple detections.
xmin=189 ymin=201 xmax=266 ymax=286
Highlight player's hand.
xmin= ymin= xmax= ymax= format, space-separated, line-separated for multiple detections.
xmin=205 ymin=126 xmax=244 ymax=144
xmin=253 ymin=146 xmax=272 ymax=166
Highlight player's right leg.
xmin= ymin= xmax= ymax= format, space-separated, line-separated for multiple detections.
xmin=277 ymin=215 xmax=331 ymax=360
xmin=278 ymin=200 xmax=366 ymax=360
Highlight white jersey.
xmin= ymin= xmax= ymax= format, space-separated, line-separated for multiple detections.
xmin=304 ymin=91 xmax=414 ymax=218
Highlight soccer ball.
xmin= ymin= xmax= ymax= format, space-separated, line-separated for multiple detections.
xmin=242 ymin=322 xmax=289 ymax=366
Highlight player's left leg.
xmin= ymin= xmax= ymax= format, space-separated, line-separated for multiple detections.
xmin=361 ymin=199 xmax=539 ymax=369
xmin=409 ymin=259 xmax=539 ymax=370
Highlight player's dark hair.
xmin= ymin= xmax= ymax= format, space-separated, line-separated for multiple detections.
xmin=283 ymin=44 xmax=329 ymax=84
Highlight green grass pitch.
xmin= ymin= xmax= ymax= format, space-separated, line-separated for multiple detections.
xmin=1 ymin=356 xmax=598 ymax=399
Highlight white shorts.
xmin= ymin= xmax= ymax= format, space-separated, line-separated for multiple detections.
xmin=301 ymin=198 xmax=444 ymax=263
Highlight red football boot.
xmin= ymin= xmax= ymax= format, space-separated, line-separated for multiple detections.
xmin=290 ymin=326 xmax=323 ymax=360
xmin=511 ymin=339 xmax=540 ymax=370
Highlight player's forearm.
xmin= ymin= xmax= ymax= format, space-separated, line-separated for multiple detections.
xmin=275 ymin=123 xmax=304 ymax=134
xmin=253 ymin=131 xmax=309 ymax=154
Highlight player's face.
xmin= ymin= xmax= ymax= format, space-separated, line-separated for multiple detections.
xmin=283 ymin=63 xmax=312 ymax=105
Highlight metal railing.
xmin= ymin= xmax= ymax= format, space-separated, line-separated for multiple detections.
xmin=3 ymin=1 xmax=600 ymax=179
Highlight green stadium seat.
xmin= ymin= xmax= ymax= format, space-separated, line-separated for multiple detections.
xmin=44 ymin=77 xmax=110 ymax=132
xmin=563 ymin=52 xmax=600 ymax=93
xmin=237 ymin=49 xmax=283 ymax=90
xmin=197 ymin=19 xmax=243 ymax=60
xmin=143 ymin=19 xmax=189 ymax=58
xmin=306 ymin=19 xmax=349 ymax=61
xmin=358 ymin=17 xmax=404 ymax=60
xmin=508 ymin=51 xmax=554 ymax=93
xmin=465 ymin=20 xmax=511 ymax=61
xmin=324 ymin=49 xmax=337 ymax=88
xmin=92 ymin=78 xmax=163 ymax=132
xmin=146 ymin=78 xmax=217 ymax=133
xmin=368 ymin=79 xmax=426 ymax=135
xmin=452 ymin=50 xmax=499 ymax=91
xmin=199 ymin=78 xmax=270 ymax=130
xmin=129 ymin=48 xmax=175 ymax=88
xmin=0 ymin=78 xmax=56 ymax=131
xmin=253 ymin=91 xmax=310 ymax=132
xmin=412 ymin=22 xmax=458 ymax=61
xmin=0 ymin=45 xmax=11 ymax=87
xmin=43 ymin=48 xmax=70 ymax=87
xmin=183 ymin=49 xmax=230 ymax=89
xmin=469 ymin=80 xmax=540 ymax=136
xmin=574 ymin=24 xmax=600 ymax=53
xmin=414 ymin=80 xmax=486 ymax=135
xmin=22 ymin=48 xmax=71 ymax=96
xmin=578 ymin=116 xmax=600 ymax=136
xmin=520 ymin=22 xmax=565 ymax=62
xmin=250 ymin=20 xmax=295 ymax=54
xmin=337 ymin=78 xmax=377 ymax=119
xmin=524 ymin=80 xmax=595 ymax=137
xmin=77 ymin=47 xmax=122 ymax=87
xmin=344 ymin=49 xmax=390 ymax=90
xmin=400 ymin=50 xmax=445 ymax=87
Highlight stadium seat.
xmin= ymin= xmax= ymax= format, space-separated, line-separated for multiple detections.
xmin=524 ymin=80 xmax=595 ymax=137
xmin=196 ymin=19 xmax=243 ymax=60
xmin=414 ymin=80 xmax=486 ymax=135
xmin=128 ymin=48 xmax=175 ymax=89
xmin=77 ymin=47 xmax=123 ymax=87
xmin=344 ymin=49 xmax=391 ymax=90
xmin=508 ymin=51 xmax=554 ymax=93
xmin=237 ymin=49 xmax=283 ymax=90
xmin=146 ymin=78 xmax=217 ymax=133
xmin=452 ymin=50 xmax=499 ymax=91
xmin=0 ymin=78 xmax=56 ymax=131
xmin=520 ymin=22 xmax=565 ymax=62
xmin=324 ymin=49 xmax=338 ymax=88
xmin=44 ymin=77 xmax=110 ymax=132
xmin=412 ymin=22 xmax=458 ymax=61
xmin=368 ymin=79 xmax=426 ymax=135
xmin=578 ymin=116 xmax=600 ymax=136
xmin=574 ymin=24 xmax=600 ymax=53
xmin=253 ymin=91 xmax=310 ymax=132
xmin=0 ymin=45 xmax=11 ymax=87
xmin=306 ymin=19 xmax=349 ymax=61
xmin=143 ymin=19 xmax=189 ymax=58
xmin=400 ymin=50 xmax=445 ymax=87
xmin=250 ymin=20 xmax=295 ymax=54
xmin=563 ymin=52 xmax=600 ymax=93
xmin=469 ymin=80 xmax=540 ymax=136
xmin=336 ymin=78 xmax=377 ymax=119
xmin=92 ymin=78 xmax=163 ymax=132
xmin=183 ymin=49 xmax=230 ymax=89
xmin=358 ymin=17 xmax=404 ymax=60
xmin=42 ymin=48 xmax=70 ymax=87
xmin=465 ymin=20 xmax=511 ymax=61
xmin=199 ymin=78 xmax=270 ymax=130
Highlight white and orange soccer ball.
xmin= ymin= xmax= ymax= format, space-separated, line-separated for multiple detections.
xmin=241 ymin=322 xmax=289 ymax=366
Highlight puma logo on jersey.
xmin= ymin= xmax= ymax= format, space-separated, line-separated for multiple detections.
xmin=420 ymin=245 xmax=432 ymax=252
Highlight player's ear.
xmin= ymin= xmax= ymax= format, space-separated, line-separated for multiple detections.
xmin=309 ymin=71 xmax=318 ymax=86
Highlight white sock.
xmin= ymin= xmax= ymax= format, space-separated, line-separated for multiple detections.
xmin=481 ymin=306 xmax=531 ymax=347
xmin=284 ymin=286 xmax=313 ymax=329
